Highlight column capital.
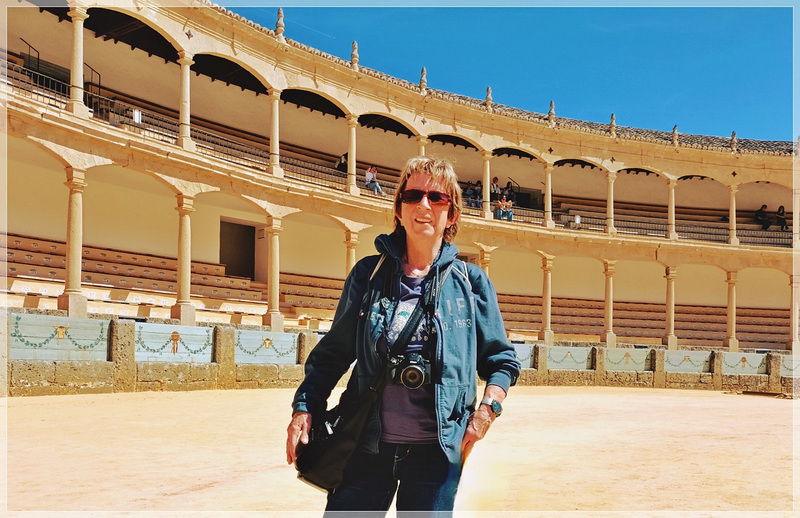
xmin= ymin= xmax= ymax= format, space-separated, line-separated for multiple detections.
xmin=344 ymin=230 xmax=359 ymax=246
xmin=790 ymin=274 xmax=800 ymax=288
xmin=603 ymin=260 xmax=617 ymax=275
xmin=541 ymin=256 xmax=554 ymax=271
xmin=667 ymin=178 xmax=678 ymax=188
xmin=68 ymin=6 xmax=89 ymax=22
xmin=177 ymin=51 xmax=194 ymax=66
xmin=728 ymin=184 xmax=739 ymax=195
xmin=65 ymin=166 xmax=87 ymax=185
xmin=268 ymin=87 xmax=282 ymax=100
xmin=176 ymin=194 xmax=195 ymax=213
xmin=726 ymin=271 xmax=738 ymax=284
xmin=266 ymin=216 xmax=283 ymax=232
xmin=544 ymin=163 xmax=555 ymax=173
xmin=345 ymin=114 xmax=359 ymax=126
xmin=606 ymin=171 xmax=618 ymax=182
xmin=416 ymin=135 xmax=430 ymax=145
xmin=664 ymin=265 xmax=678 ymax=279
xmin=481 ymin=150 xmax=493 ymax=161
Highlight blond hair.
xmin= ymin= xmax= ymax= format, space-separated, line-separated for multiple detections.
xmin=392 ymin=156 xmax=462 ymax=243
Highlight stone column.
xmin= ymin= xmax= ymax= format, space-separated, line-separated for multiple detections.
xmin=543 ymin=164 xmax=555 ymax=228
xmin=170 ymin=194 xmax=196 ymax=325
xmin=728 ymin=185 xmax=739 ymax=245
xmin=602 ymin=260 xmax=616 ymax=347
xmin=605 ymin=171 xmax=617 ymax=234
xmin=667 ymin=179 xmax=678 ymax=240
xmin=538 ymin=256 xmax=555 ymax=345
xmin=344 ymin=230 xmax=359 ymax=277
xmin=416 ymin=136 xmax=429 ymax=157
xmin=66 ymin=6 xmax=90 ymax=118
xmin=57 ymin=167 xmax=88 ymax=317
xmin=725 ymin=271 xmax=739 ymax=351
xmin=793 ymin=189 xmax=800 ymax=248
xmin=346 ymin=114 xmax=359 ymax=195
xmin=478 ymin=248 xmax=491 ymax=276
xmin=262 ymin=217 xmax=284 ymax=332
xmin=788 ymin=275 xmax=799 ymax=351
xmin=177 ymin=51 xmax=196 ymax=152
xmin=267 ymin=88 xmax=284 ymax=177
xmin=662 ymin=265 xmax=678 ymax=349
xmin=481 ymin=151 xmax=492 ymax=219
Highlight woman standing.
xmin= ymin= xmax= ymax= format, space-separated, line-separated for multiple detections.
xmin=286 ymin=156 xmax=520 ymax=513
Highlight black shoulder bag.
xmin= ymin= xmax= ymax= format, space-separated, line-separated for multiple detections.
xmin=294 ymin=300 xmax=426 ymax=493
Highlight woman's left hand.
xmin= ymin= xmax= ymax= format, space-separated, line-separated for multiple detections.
xmin=460 ymin=405 xmax=494 ymax=464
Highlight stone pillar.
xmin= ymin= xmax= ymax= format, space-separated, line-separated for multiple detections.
xmin=177 ymin=52 xmax=196 ymax=152
xmin=602 ymin=261 xmax=616 ymax=347
xmin=667 ymin=179 xmax=678 ymax=240
xmin=538 ymin=256 xmax=554 ymax=345
xmin=262 ymin=217 xmax=284 ymax=332
xmin=593 ymin=346 xmax=606 ymax=386
xmin=109 ymin=319 xmax=135 ymax=392
xmin=711 ymin=350 xmax=724 ymax=391
xmin=297 ymin=331 xmax=318 ymax=365
xmin=728 ymin=185 xmax=739 ymax=245
xmin=65 ymin=6 xmax=90 ymax=118
xmin=346 ymin=114 xmax=359 ymax=195
xmin=652 ymin=349 xmax=666 ymax=388
xmin=605 ymin=171 xmax=617 ymax=234
xmin=793 ymin=189 xmax=800 ymax=248
xmin=344 ymin=230 xmax=359 ymax=276
xmin=170 ymin=194 xmax=196 ymax=325
xmin=766 ymin=352 xmax=782 ymax=394
xmin=57 ymin=167 xmax=88 ymax=317
xmin=481 ymin=151 xmax=492 ymax=219
xmin=788 ymin=275 xmax=799 ymax=351
xmin=416 ymin=136 xmax=429 ymax=157
xmin=543 ymin=164 xmax=555 ymax=228
xmin=725 ymin=271 xmax=739 ymax=351
xmin=267 ymin=88 xmax=284 ymax=177
xmin=533 ymin=344 xmax=548 ymax=385
xmin=214 ymin=326 xmax=236 ymax=389
xmin=478 ymin=248 xmax=491 ymax=276
xmin=662 ymin=265 xmax=678 ymax=349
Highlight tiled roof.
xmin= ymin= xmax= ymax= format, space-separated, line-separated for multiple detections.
xmin=204 ymin=1 xmax=793 ymax=157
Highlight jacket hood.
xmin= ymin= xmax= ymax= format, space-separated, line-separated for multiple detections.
xmin=374 ymin=229 xmax=460 ymax=269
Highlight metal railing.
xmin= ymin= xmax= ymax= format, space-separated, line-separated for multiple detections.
xmin=4 ymin=61 xmax=69 ymax=106
xmin=5 ymin=61 xmax=792 ymax=249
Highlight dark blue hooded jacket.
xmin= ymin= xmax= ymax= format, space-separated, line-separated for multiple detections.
xmin=292 ymin=230 xmax=521 ymax=469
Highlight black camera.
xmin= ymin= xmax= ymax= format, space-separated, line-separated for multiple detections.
xmin=388 ymin=352 xmax=431 ymax=389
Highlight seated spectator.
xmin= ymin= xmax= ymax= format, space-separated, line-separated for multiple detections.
xmin=463 ymin=181 xmax=476 ymax=207
xmin=776 ymin=205 xmax=788 ymax=231
xmin=493 ymin=195 xmax=513 ymax=221
xmin=365 ymin=166 xmax=385 ymax=197
xmin=502 ymin=181 xmax=516 ymax=204
xmin=335 ymin=152 xmax=348 ymax=173
xmin=474 ymin=180 xmax=483 ymax=207
xmin=755 ymin=204 xmax=771 ymax=230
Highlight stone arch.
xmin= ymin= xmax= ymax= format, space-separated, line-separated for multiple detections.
xmin=86 ymin=6 xmax=185 ymax=58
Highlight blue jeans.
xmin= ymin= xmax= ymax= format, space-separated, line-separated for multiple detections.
xmin=324 ymin=442 xmax=460 ymax=517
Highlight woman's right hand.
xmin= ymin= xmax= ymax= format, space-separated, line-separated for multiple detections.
xmin=286 ymin=411 xmax=312 ymax=465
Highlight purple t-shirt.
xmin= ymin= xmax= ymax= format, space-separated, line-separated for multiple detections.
xmin=378 ymin=275 xmax=438 ymax=444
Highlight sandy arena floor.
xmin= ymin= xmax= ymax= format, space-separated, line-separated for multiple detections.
xmin=2 ymin=386 xmax=797 ymax=517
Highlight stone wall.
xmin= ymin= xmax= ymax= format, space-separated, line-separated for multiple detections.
xmin=5 ymin=312 xmax=798 ymax=397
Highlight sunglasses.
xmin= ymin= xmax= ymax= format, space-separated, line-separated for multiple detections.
xmin=400 ymin=189 xmax=452 ymax=206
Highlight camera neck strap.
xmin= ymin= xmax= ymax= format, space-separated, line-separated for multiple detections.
xmin=386 ymin=260 xmax=454 ymax=360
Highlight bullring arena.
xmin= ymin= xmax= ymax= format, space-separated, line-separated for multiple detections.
xmin=1 ymin=1 xmax=798 ymax=515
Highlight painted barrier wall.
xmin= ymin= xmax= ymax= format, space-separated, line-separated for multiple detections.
xmin=5 ymin=311 xmax=797 ymax=397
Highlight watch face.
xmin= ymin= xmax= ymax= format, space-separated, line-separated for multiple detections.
xmin=490 ymin=400 xmax=502 ymax=417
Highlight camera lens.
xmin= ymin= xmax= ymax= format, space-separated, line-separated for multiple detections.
xmin=400 ymin=365 xmax=426 ymax=389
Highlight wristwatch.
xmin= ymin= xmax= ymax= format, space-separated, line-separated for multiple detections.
xmin=480 ymin=397 xmax=503 ymax=418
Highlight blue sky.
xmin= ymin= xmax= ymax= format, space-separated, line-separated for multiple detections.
xmin=222 ymin=2 xmax=796 ymax=143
